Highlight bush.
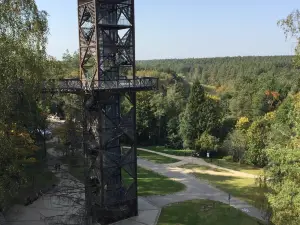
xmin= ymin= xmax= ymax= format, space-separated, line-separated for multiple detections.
xmin=222 ymin=155 xmax=233 ymax=161
xmin=211 ymin=116 xmax=237 ymax=141
xmin=244 ymin=147 xmax=267 ymax=167
xmin=245 ymin=118 xmax=270 ymax=167
xmin=195 ymin=131 xmax=219 ymax=154
xmin=222 ymin=129 xmax=247 ymax=163
xmin=165 ymin=135 xmax=183 ymax=149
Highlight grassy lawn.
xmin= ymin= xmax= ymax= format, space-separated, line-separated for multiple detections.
xmin=137 ymin=149 xmax=180 ymax=164
xmin=141 ymin=146 xmax=263 ymax=175
xmin=158 ymin=199 xmax=265 ymax=225
xmin=205 ymin=158 xmax=264 ymax=175
xmin=61 ymin=155 xmax=185 ymax=196
xmin=181 ymin=164 xmax=263 ymax=206
xmin=141 ymin=146 xmax=194 ymax=156
xmin=134 ymin=166 xmax=185 ymax=196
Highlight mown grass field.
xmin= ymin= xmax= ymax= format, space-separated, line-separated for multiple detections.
xmin=61 ymin=154 xmax=185 ymax=196
xmin=158 ymin=199 xmax=265 ymax=225
xmin=204 ymin=158 xmax=263 ymax=175
xmin=180 ymin=164 xmax=265 ymax=207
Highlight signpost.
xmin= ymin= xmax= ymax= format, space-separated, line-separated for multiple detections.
xmin=207 ymin=151 xmax=212 ymax=162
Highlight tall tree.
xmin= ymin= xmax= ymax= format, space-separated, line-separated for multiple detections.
xmin=262 ymin=12 xmax=300 ymax=225
xmin=0 ymin=0 xmax=50 ymax=210
xmin=165 ymin=83 xmax=187 ymax=148
xmin=277 ymin=9 xmax=300 ymax=67
xmin=266 ymin=94 xmax=300 ymax=225
xmin=136 ymin=91 xmax=157 ymax=144
xmin=180 ymin=80 xmax=222 ymax=148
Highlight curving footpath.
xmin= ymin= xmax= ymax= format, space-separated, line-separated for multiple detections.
xmin=137 ymin=147 xmax=258 ymax=179
xmin=136 ymin=157 xmax=266 ymax=223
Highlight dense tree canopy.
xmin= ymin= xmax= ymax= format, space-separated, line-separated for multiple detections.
xmin=180 ymin=80 xmax=222 ymax=149
xmin=137 ymin=55 xmax=300 ymax=119
xmin=1 ymin=2 xmax=299 ymax=224
xmin=0 ymin=0 xmax=55 ymax=210
xmin=47 ymin=10 xmax=300 ymax=222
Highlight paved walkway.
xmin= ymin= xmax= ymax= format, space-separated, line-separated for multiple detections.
xmin=137 ymin=158 xmax=266 ymax=222
xmin=111 ymin=199 xmax=160 ymax=225
xmin=5 ymin=148 xmax=85 ymax=225
xmin=5 ymin=147 xmax=161 ymax=225
xmin=5 ymin=129 xmax=265 ymax=225
xmin=137 ymin=147 xmax=257 ymax=178
xmin=46 ymin=148 xmax=162 ymax=225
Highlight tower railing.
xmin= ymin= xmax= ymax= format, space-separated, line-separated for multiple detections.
xmin=41 ymin=77 xmax=158 ymax=93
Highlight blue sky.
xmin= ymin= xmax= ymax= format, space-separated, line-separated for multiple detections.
xmin=36 ymin=0 xmax=299 ymax=60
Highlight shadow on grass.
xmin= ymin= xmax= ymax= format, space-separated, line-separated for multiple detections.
xmin=137 ymin=167 xmax=185 ymax=196
xmin=60 ymin=154 xmax=185 ymax=197
xmin=158 ymin=199 xmax=265 ymax=225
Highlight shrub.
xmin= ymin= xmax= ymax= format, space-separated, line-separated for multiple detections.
xmin=222 ymin=155 xmax=233 ymax=161
xmin=195 ymin=131 xmax=219 ymax=155
xmin=222 ymin=129 xmax=247 ymax=163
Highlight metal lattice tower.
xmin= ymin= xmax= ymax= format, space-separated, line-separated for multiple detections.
xmin=14 ymin=0 xmax=157 ymax=224
xmin=76 ymin=0 xmax=158 ymax=224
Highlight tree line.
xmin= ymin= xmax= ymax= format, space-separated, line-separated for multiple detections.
xmin=56 ymin=38 xmax=300 ymax=224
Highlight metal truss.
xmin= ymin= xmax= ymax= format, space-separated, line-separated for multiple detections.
xmin=83 ymin=91 xmax=138 ymax=224
xmin=78 ymin=0 xmax=137 ymax=88
xmin=41 ymin=77 xmax=158 ymax=94
xmin=29 ymin=1 xmax=158 ymax=224
xmin=77 ymin=0 xmax=155 ymax=224
xmin=7 ymin=1 xmax=156 ymax=225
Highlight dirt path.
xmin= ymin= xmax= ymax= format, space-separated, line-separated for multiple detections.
xmin=137 ymin=147 xmax=257 ymax=178
xmin=5 ymin=148 xmax=85 ymax=225
xmin=137 ymin=158 xmax=266 ymax=222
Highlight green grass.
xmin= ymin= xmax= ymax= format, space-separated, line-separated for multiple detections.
xmin=187 ymin=168 xmax=261 ymax=206
xmin=204 ymin=158 xmax=263 ymax=175
xmin=142 ymin=146 xmax=263 ymax=175
xmin=141 ymin=146 xmax=194 ymax=156
xmin=137 ymin=150 xmax=180 ymax=164
xmin=181 ymin=164 xmax=227 ymax=172
xmin=61 ymin=155 xmax=185 ymax=196
xmin=158 ymin=199 xmax=265 ymax=225
xmin=132 ymin=166 xmax=185 ymax=196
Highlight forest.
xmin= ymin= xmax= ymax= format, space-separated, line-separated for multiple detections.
xmin=0 ymin=1 xmax=299 ymax=225
xmin=52 ymin=50 xmax=300 ymax=224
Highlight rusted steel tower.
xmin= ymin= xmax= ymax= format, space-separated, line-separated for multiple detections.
xmin=76 ymin=0 xmax=158 ymax=224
